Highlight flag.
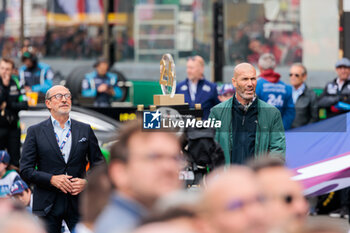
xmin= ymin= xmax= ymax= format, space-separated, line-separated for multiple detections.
xmin=286 ymin=112 xmax=350 ymax=196
xmin=47 ymin=0 xmax=126 ymax=26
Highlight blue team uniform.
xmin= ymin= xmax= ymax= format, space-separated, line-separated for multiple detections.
xmin=19 ymin=62 xmax=54 ymax=94
xmin=176 ymin=78 xmax=220 ymax=120
xmin=82 ymin=71 xmax=122 ymax=107
xmin=256 ymin=78 xmax=295 ymax=130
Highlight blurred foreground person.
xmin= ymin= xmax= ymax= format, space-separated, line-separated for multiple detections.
xmin=72 ymin=164 xmax=112 ymax=233
xmin=0 ymin=212 xmax=46 ymax=233
xmin=198 ymin=166 xmax=267 ymax=233
xmin=250 ymin=157 xmax=308 ymax=233
xmin=133 ymin=208 xmax=200 ymax=233
xmin=95 ymin=120 xmax=184 ymax=233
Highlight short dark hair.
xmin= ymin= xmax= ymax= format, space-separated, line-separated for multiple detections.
xmin=140 ymin=208 xmax=197 ymax=226
xmin=109 ymin=120 xmax=143 ymax=163
xmin=247 ymin=156 xmax=285 ymax=172
xmin=0 ymin=57 xmax=15 ymax=69
xmin=80 ymin=164 xmax=112 ymax=223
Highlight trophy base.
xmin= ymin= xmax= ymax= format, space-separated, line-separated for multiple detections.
xmin=153 ymin=94 xmax=185 ymax=106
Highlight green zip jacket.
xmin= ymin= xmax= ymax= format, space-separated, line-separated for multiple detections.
xmin=209 ymin=98 xmax=286 ymax=164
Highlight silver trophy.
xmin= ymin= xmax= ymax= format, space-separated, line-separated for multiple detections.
xmin=159 ymin=53 xmax=176 ymax=97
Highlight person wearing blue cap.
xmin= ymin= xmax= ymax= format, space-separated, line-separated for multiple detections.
xmin=318 ymin=57 xmax=350 ymax=118
xmin=0 ymin=150 xmax=21 ymax=197
xmin=218 ymin=84 xmax=235 ymax=102
xmin=10 ymin=179 xmax=32 ymax=212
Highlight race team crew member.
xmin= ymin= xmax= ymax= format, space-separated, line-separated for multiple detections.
xmin=255 ymin=53 xmax=295 ymax=130
xmin=176 ymin=55 xmax=220 ymax=120
xmin=318 ymin=57 xmax=350 ymax=118
xmin=0 ymin=58 xmax=28 ymax=167
xmin=82 ymin=58 xmax=122 ymax=107
xmin=19 ymin=51 xmax=54 ymax=94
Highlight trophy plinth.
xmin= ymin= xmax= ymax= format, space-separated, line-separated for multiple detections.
xmin=154 ymin=54 xmax=186 ymax=106
xmin=153 ymin=94 xmax=185 ymax=106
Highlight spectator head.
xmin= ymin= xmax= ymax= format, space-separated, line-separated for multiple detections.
xmin=0 ymin=212 xmax=46 ymax=233
xmin=250 ymin=157 xmax=308 ymax=233
xmin=0 ymin=151 xmax=10 ymax=175
xmin=10 ymin=180 xmax=31 ymax=207
xmin=94 ymin=57 xmax=109 ymax=76
xmin=133 ymin=208 xmax=200 ymax=233
xmin=218 ymin=84 xmax=235 ymax=102
xmin=186 ymin=55 xmax=205 ymax=83
xmin=232 ymin=63 xmax=257 ymax=105
xmin=289 ymin=63 xmax=307 ymax=89
xmin=136 ymin=191 xmax=202 ymax=233
xmin=80 ymin=164 xmax=112 ymax=229
xmin=109 ymin=120 xmax=183 ymax=209
xmin=258 ymin=53 xmax=276 ymax=71
xmin=21 ymin=51 xmax=36 ymax=69
xmin=335 ymin=57 xmax=350 ymax=81
xmin=45 ymin=85 xmax=72 ymax=116
xmin=198 ymin=166 xmax=267 ymax=233
xmin=0 ymin=58 xmax=15 ymax=81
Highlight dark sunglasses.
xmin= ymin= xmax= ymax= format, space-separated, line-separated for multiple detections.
xmin=47 ymin=93 xmax=72 ymax=101
xmin=289 ymin=73 xmax=302 ymax=78
xmin=281 ymin=194 xmax=307 ymax=205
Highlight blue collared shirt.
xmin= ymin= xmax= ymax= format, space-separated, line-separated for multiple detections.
xmin=292 ymin=83 xmax=306 ymax=104
xmin=51 ymin=116 xmax=72 ymax=163
xmin=94 ymin=192 xmax=147 ymax=233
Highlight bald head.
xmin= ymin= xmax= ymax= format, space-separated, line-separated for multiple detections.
xmin=233 ymin=63 xmax=256 ymax=79
xmin=199 ymin=166 xmax=267 ymax=233
xmin=232 ymin=63 xmax=257 ymax=105
xmin=45 ymin=85 xmax=70 ymax=100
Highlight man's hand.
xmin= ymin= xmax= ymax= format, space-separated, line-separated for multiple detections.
xmin=70 ymin=178 xmax=87 ymax=195
xmin=50 ymin=175 xmax=73 ymax=194
xmin=97 ymin=84 xmax=109 ymax=93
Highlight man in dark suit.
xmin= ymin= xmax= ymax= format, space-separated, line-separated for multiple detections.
xmin=20 ymin=85 xmax=104 ymax=233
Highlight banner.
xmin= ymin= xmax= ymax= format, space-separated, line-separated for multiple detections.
xmin=286 ymin=112 xmax=350 ymax=196
xmin=47 ymin=0 xmax=126 ymax=26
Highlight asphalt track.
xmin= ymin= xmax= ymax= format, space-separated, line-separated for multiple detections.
xmin=308 ymin=215 xmax=349 ymax=233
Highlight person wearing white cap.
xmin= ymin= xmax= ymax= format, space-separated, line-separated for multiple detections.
xmin=318 ymin=57 xmax=350 ymax=118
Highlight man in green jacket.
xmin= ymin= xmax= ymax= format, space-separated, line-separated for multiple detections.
xmin=209 ymin=63 xmax=285 ymax=165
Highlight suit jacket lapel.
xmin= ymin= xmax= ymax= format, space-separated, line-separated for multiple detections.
xmin=67 ymin=119 xmax=79 ymax=164
xmin=42 ymin=118 xmax=66 ymax=163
